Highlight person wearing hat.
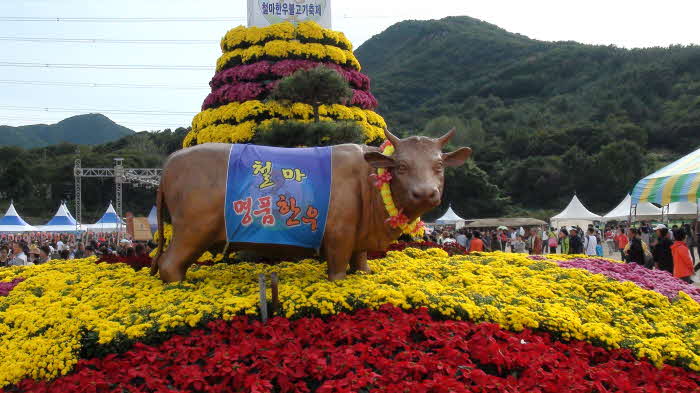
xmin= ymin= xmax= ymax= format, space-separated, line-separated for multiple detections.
xmin=28 ymin=245 xmax=41 ymax=264
xmin=37 ymin=245 xmax=51 ymax=264
xmin=652 ymin=224 xmax=673 ymax=273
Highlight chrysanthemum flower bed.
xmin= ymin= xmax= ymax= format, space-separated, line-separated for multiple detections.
xmin=0 ymin=249 xmax=698 ymax=391
xmin=11 ymin=306 xmax=700 ymax=393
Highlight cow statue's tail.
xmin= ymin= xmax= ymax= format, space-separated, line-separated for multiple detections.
xmin=149 ymin=184 xmax=166 ymax=276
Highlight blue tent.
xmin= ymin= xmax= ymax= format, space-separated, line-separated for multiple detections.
xmin=0 ymin=203 xmax=38 ymax=232
xmin=37 ymin=203 xmax=83 ymax=232
xmin=147 ymin=205 xmax=158 ymax=234
xmin=87 ymin=203 xmax=125 ymax=232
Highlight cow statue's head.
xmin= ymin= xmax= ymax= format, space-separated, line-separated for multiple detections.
xmin=364 ymin=128 xmax=472 ymax=218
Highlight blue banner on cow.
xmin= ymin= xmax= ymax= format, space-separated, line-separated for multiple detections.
xmin=225 ymin=144 xmax=332 ymax=249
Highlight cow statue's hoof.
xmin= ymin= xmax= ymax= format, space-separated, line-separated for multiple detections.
xmin=328 ymin=271 xmax=347 ymax=281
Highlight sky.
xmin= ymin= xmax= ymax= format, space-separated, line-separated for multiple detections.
xmin=0 ymin=0 xmax=698 ymax=132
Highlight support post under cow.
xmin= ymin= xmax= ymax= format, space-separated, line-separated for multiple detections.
xmin=270 ymin=272 xmax=279 ymax=316
xmin=258 ymin=273 xmax=268 ymax=323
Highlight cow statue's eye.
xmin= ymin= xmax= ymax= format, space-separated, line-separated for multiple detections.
xmin=397 ymin=163 xmax=409 ymax=173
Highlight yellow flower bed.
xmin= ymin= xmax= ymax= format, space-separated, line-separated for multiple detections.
xmin=0 ymin=250 xmax=698 ymax=387
xmin=215 ymin=40 xmax=360 ymax=72
xmin=220 ymin=21 xmax=352 ymax=52
xmin=184 ymin=100 xmax=386 ymax=147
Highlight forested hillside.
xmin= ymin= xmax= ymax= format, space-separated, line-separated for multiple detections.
xmin=0 ymin=114 xmax=134 ymax=149
xmin=356 ymin=16 xmax=700 ymax=219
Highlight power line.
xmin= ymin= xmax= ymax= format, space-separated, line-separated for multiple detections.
xmin=0 ymin=16 xmax=245 ymax=23
xmin=0 ymin=62 xmax=212 ymax=70
xmin=0 ymin=79 xmax=207 ymax=90
xmin=0 ymin=105 xmax=197 ymax=116
xmin=0 ymin=37 xmax=218 ymax=45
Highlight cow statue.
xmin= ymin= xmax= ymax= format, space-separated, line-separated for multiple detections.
xmin=150 ymin=128 xmax=471 ymax=282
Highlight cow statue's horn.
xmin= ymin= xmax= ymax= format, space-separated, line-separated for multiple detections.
xmin=383 ymin=127 xmax=401 ymax=148
xmin=436 ymin=127 xmax=456 ymax=148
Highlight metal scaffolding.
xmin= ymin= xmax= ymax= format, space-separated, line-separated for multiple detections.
xmin=74 ymin=156 xmax=162 ymax=232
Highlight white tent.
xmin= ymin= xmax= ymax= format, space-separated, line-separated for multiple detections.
xmin=87 ymin=203 xmax=125 ymax=232
xmin=435 ymin=205 xmax=466 ymax=228
xmin=603 ymin=194 xmax=661 ymax=222
xmin=0 ymin=203 xmax=38 ymax=232
xmin=550 ymin=195 xmax=602 ymax=229
xmin=666 ymin=201 xmax=699 ymax=220
xmin=37 ymin=203 xmax=85 ymax=232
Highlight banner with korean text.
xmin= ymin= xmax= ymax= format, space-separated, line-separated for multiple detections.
xmin=247 ymin=0 xmax=331 ymax=29
xmin=225 ymin=144 xmax=332 ymax=249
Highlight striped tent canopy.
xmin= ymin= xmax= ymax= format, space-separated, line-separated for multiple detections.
xmin=631 ymin=147 xmax=700 ymax=206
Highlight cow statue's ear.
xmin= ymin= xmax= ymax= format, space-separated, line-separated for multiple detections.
xmin=364 ymin=151 xmax=397 ymax=168
xmin=442 ymin=147 xmax=472 ymax=167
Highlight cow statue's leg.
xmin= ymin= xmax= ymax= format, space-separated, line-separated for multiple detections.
xmin=349 ymin=251 xmax=371 ymax=274
xmin=158 ymin=220 xmax=221 ymax=282
xmin=323 ymin=241 xmax=352 ymax=281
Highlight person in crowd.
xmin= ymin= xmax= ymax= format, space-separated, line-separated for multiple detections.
xmin=442 ymin=232 xmax=456 ymax=246
xmin=670 ymin=229 xmax=694 ymax=284
xmin=615 ymin=227 xmax=629 ymax=261
xmin=652 ymin=225 xmax=673 ymax=273
xmin=59 ymin=249 xmax=70 ymax=260
xmin=8 ymin=241 xmax=31 ymax=266
xmin=640 ymin=222 xmax=651 ymax=246
xmin=670 ymin=225 xmax=678 ymax=241
xmin=468 ymin=231 xmax=484 ymax=253
xmin=482 ymin=231 xmax=492 ymax=251
xmin=569 ymin=228 xmax=583 ymax=254
xmin=624 ymin=228 xmax=646 ymax=265
xmin=84 ymin=245 xmax=96 ymax=258
xmin=511 ymin=235 xmax=526 ymax=253
xmin=0 ymin=245 xmax=9 ymax=267
xmin=683 ymin=223 xmax=696 ymax=265
xmin=532 ymin=231 xmax=543 ymax=255
xmin=559 ymin=228 xmax=570 ymax=254
xmin=28 ymin=245 xmax=41 ymax=264
xmin=455 ymin=229 xmax=467 ymax=249
xmin=584 ymin=228 xmax=598 ymax=256
xmin=546 ymin=227 xmax=558 ymax=254
xmin=605 ymin=228 xmax=616 ymax=255
xmin=37 ymin=245 xmax=51 ymax=264
xmin=73 ymin=242 xmax=86 ymax=259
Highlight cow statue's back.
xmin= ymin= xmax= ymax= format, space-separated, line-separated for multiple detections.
xmin=150 ymin=129 xmax=471 ymax=282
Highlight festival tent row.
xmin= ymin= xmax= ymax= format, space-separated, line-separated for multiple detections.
xmin=0 ymin=202 xmax=126 ymax=233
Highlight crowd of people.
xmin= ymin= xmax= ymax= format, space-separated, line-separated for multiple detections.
xmin=429 ymin=221 xmax=700 ymax=284
xmin=0 ymin=232 xmax=155 ymax=268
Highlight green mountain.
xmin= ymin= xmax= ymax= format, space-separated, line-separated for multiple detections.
xmin=355 ymin=16 xmax=700 ymax=218
xmin=0 ymin=114 xmax=135 ymax=149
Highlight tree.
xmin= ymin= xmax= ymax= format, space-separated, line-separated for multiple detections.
xmin=424 ymin=161 xmax=508 ymax=221
xmin=272 ymin=66 xmax=353 ymax=123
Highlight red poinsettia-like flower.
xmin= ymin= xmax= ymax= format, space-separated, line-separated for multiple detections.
xmin=386 ymin=212 xmax=409 ymax=228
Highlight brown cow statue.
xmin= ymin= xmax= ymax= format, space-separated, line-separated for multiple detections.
xmin=150 ymin=128 xmax=471 ymax=282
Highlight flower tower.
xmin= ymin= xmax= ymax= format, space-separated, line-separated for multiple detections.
xmin=183 ymin=21 xmax=387 ymax=148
